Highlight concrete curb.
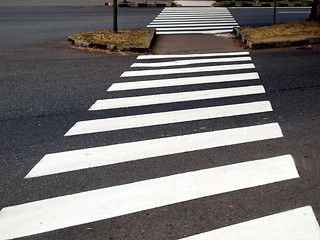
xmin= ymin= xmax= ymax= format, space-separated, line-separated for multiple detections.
xmin=67 ymin=28 xmax=156 ymax=53
xmin=233 ymin=27 xmax=320 ymax=50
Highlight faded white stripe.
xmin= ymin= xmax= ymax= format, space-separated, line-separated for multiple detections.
xmin=91 ymin=85 xmax=265 ymax=110
xmin=26 ymin=123 xmax=282 ymax=178
xmin=180 ymin=206 xmax=320 ymax=240
xmin=1 ymin=155 xmax=298 ymax=240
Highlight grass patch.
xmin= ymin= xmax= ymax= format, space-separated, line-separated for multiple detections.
xmin=240 ymin=20 xmax=320 ymax=42
xmin=70 ymin=28 xmax=153 ymax=47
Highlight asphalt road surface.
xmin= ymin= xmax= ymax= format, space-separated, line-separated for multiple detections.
xmin=0 ymin=2 xmax=319 ymax=239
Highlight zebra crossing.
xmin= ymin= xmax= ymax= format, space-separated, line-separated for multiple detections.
xmin=147 ymin=7 xmax=238 ymax=34
xmin=1 ymin=52 xmax=320 ymax=239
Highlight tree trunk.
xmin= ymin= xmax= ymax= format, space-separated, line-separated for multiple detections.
xmin=309 ymin=0 xmax=320 ymax=21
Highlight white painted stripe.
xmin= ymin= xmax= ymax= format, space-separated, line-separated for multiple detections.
xmin=152 ymin=18 xmax=235 ymax=22
xmin=121 ymin=63 xmax=254 ymax=77
xmin=161 ymin=11 xmax=229 ymax=13
xmin=158 ymin=10 xmax=231 ymax=13
xmin=65 ymin=101 xmax=273 ymax=136
xmin=108 ymin=72 xmax=260 ymax=91
xmin=159 ymin=10 xmax=230 ymax=13
xmin=156 ymin=26 xmax=236 ymax=31
xmin=161 ymin=10 xmax=230 ymax=13
xmin=137 ymin=52 xmax=249 ymax=59
xmin=163 ymin=7 xmax=227 ymax=10
xmin=156 ymin=14 xmax=232 ymax=17
xmin=158 ymin=10 xmax=230 ymax=13
xmin=155 ymin=16 xmax=233 ymax=20
xmin=149 ymin=20 xmax=237 ymax=24
xmin=25 ymin=123 xmax=282 ymax=178
xmin=156 ymin=30 xmax=233 ymax=35
xmin=3 ymin=155 xmax=298 ymax=239
xmin=162 ymin=9 xmax=229 ymax=11
xmin=162 ymin=7 xmax=227 ymax=9
xmin=180 ymin=206 xmax=320 ymax=240
xmin=91 ymin=85 xmax=265 ymax=110
xmin=131 ymin=57 xmax=251 ymax=68
xmin=122 ymin=63 xmax=255 ymax=77
xmin=175 ymin=1 xmax=217 ymax=7
xmin=148 ymin=23 xmax=238 ymax=28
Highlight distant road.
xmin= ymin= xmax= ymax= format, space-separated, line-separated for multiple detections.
xmin=0 ymin=1 xmax=312 ymax=50
xmin=0 ymin=1 xmax=161 ymax=50
xmin=229 ymin=7 xmax=311 ymax=26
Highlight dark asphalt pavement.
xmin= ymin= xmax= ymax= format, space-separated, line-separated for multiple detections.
xmin=0 ymin=2 xmax=319 ymax=239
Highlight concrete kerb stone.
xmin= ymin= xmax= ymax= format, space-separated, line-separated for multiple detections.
xmin=67 ymin=28 xmax=156 ymax=53
xmin=233 ymin=27 xmax=320 ymax=50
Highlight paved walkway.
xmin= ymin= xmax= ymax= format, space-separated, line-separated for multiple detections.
xmin=152 ymin=34 xmax=244 ymax=54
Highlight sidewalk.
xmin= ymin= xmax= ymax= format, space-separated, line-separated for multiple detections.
xmin=151 ymin=34 xmax=244 ymax=54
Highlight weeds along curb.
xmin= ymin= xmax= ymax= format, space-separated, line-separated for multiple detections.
xmin=233 ymin=27 xmax=320 ymax=50
xmin=67 ymin=29 xmax=156 ymax=53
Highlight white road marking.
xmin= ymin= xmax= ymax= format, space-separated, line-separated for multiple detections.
xmin=90 ymin=85 xmax=265 ymax=110
xmin=65 ymin=101 xmax=273 ymax=136
xmin=147 ymin=23 xmax=238 ymax=28
xmin=162 ymin=7 xmax=228 ymax=10
xmin=137 ymin=52 xmax=249 ymax=59
xmin=121 ymin=63 xmax=255 ymax=77
xmin=155 ymin=26 xmax=237 ymax=31
xmin=149 ymin=20 xmax=237 ymax=25
xmin=151 ymin=7 xmax=237 ymax=35
xmin=156 ymin=14 xmax=232 ymax=17
xmin=180 ymin=206 xmax=320 ymax=240
xmin=157 ymin=11 xmax=231 ymax=14
xmin=175 ymin=1 xmax=218 ymax=7
xmin=160 ymin=8 xmax=229 ymax=12
xmin=25 ymin=123 xmax=282 ymax=178
xmin=1 ymin=155 xmax=298 ymax=239
xmin=154 ymin=16 xmax=233 ymax=19
xmin=152 ymin=18 xmax=235 ymax=22
xmin=131 ymin=57 xmax=251 ymax=68
xmin=107 ymin=72 xmax=259 ymax=91
xmin=160 ymin=11 xmax=230 ymax=14
xmin=156 ymin=30 xmax=234 ymax=35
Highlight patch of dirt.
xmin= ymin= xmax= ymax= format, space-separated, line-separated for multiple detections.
xmin=240 ymin=20 xmax=320 ymax=42
xmin=70 ymin=29 xmax=153 ymax=47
